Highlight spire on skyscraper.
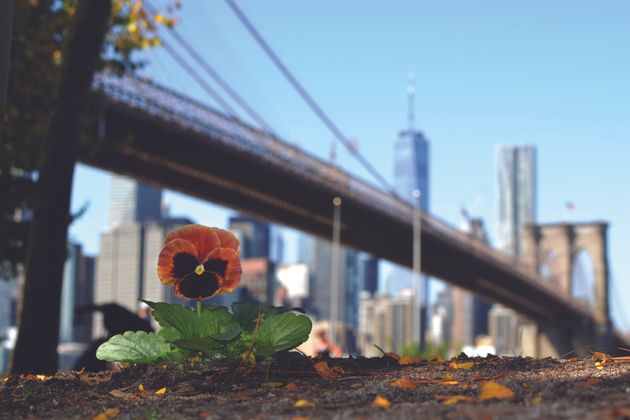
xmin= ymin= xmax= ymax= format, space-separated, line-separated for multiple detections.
xmin=407 ymin=70 xmax=416 ymax=132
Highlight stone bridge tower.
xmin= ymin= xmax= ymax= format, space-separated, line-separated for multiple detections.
xmin=522 ymin=222 xmax=610 ymax=326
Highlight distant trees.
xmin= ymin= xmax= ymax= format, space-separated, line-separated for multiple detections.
xmin=3 ymin=0 xmax=178 ymax=373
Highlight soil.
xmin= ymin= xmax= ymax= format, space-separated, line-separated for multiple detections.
xmin=1 ymin=354 xmax=630 ymax=419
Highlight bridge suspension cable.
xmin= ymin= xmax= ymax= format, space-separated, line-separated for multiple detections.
xmin=146 ymin=1 xmax=278 ymax=137
xmin=160 ymin=42 xmax=238 ymax=118
xmin=225 ymin=0 xmax=400 ymax=199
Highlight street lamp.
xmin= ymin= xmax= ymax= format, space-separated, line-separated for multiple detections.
xmin=411 ymin=189 xmax=424 ymax=350
xmin=330 ymin=196 xmax=342 ymax=346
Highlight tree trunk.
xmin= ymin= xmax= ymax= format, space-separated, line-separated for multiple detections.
xmin=0 ymin=0 xmax=14 ymax=146
xmin=10 ymin=0 xmax=111 ymax=374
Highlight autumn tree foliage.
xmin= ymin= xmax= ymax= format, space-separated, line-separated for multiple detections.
xmin=0 ymin=0 xmax=177 ymax=279
xmin=3 ymin=0 xmax=178 ymax=373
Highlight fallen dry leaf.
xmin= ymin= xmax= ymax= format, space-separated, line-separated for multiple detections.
xmin=93 ymin=407 xmax=120 ymax=420
xmin=386 ymin=352 xmax=401 ymax=361
xmin=471 ymin=372 xmax=509 ymax=382
xmin=390 ymin=379 xmax=417 ymax=389
xmin=285 ymin=383 xmax=298 ymax=391
xmin=294 ymin=399 xmax=315 ymax=408
xmin=372 ymin=395 xmax=391 ymax=409
xmin=264 ymin=382 xmax=285 ymax=388
xmin=154 ymin=387 xmax=167 ymax=395
xmin=109 ymin=389 xmax=138 ymax=400
xmin=594 ymin=362 xmax=604 ymax=370
xmin=398 ymin=356 xmax=424 ymax=365
xmin=577 ymin=378 xmax=603 ymax=388
xmin=449 ymin=361 xmax=474 ymax=370
xmin=435 ymin=395 xmax=476 ymax=405
xmin=438 ymin=380 xmax=460 ymax=386
xmin=429 ymin=355 xmax=443 ymax=362
xmin=104 ymin=408 xmax=120 ymax=417
xmin=609 ymin=407 xmax=630 ymax=417
xmin=313 ymin=361 xmax=345 ymax=380
xmin=291 ymin=417 xmax=309 ymax=420
xmin=138 ymin=384 xmax=145 ymax=393
xmin=592 ymin=351 xmax=609 ymax=361
xmin=479 ymin=381 xmax=514 ymax=401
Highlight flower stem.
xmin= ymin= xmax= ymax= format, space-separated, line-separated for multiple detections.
xmin=196 ymin=300 xmax=202 ymax=318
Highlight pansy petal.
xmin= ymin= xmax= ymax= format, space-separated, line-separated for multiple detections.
xmin=164 ymin=224 xmax=221 ymax=260
xmin=205 ymin=247 xmax=242 ymax=292
xmin=157 ymin=239 xmax=199 ymax=285
xmin=214 ymin=228 xmax=240 ymax=251
xmin=174 ymin=272 xmax=220 ymax=300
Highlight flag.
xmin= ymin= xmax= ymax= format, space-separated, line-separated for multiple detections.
xmin=566 ymin=201 xmax=576 ymax=211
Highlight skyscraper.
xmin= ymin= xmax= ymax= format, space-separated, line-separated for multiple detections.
xmin=298 ymin=235 xmax=366 ymax=350
xmin=93 ymin=217 xmax=193 ymax=337
xmin=389 ymin=75 xmax=430 ymax=347
xmin=492 ymin=145 xmax=536 ymax=354
xmin=496 ymin=145 xmax=537 ymax=258
xmin=450 ymin=218 xmax=492 ymax=350
xmin=228 ymin=215 xmax=270 ymax=259
xmin=358 ymin=290 xmax=415 ymax=356
xmin=60 ymin=242 xmax=95 ymax=344
xmin=108 ymin=175 xmax=162 ymax=229
xmin=393 ymin=130 xmax=429 ymax=210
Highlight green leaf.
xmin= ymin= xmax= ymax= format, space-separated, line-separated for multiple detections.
xmin=210 ymin=327 xmax=242 ymax=342
xmin=254 ymin=313 xmax=312 ymax=358
xmin=231 ymin=302 xmax=287 ymax=331
xmin=231 ymin=302 xmax=262 ymax=331
xmin=175 ymin=336 xmax=224 ymax=357
xmin=141 ymin=300 xmax=239 ymax=338
xmin=96 ymin=331 xmax=173 ymax=364
xmin=157 ymin=326 xmax=182 ymax=343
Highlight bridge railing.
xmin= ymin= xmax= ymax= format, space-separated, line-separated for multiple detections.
xmin=92 ymin=75 xmax=582 ymax=308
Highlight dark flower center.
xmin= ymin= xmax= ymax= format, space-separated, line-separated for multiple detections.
xmin=204 ymin=259 xmax=228 ymax=276
xmin=172 ymin=252 xmax=199 ymax=278
xmin=176 ymin=272 xmax=220 ymax=299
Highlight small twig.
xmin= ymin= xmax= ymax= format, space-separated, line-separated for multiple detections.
xmin=293 ymin=348 xmax=316 ymax=365
xmin=619 ymin=347 xmax=630 ymax=353
xmin=237 ymin=304 xmax=263 ymax=371
xmin=559 ymin=343 xmax=620 ymax=360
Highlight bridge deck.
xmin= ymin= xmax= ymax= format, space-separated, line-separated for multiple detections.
xmin=82 ymin=75 xmax=595 ymax=326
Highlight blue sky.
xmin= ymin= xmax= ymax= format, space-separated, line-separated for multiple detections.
xmin=70 ymin=0 xmax=630 ymax=332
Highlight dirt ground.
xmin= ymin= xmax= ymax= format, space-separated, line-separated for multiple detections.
xmin=1 ymin=354 xmax=630 ymax=419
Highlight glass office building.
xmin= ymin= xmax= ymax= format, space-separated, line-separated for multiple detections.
xmin=496 ymin=145 xmax=536 ymax=258
xmin=108 ymin=175 xmax=162 ymax=228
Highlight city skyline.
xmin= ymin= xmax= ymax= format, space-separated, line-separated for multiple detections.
xmin=68 ymin=0 xmax=630 ymax=333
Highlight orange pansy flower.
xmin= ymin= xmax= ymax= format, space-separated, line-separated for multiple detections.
xmin=157 ymin=224 xmax=242 ymax=300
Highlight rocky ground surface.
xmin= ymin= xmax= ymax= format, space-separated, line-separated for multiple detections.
xmin=1 ymin=353 xmax=630 ymax=419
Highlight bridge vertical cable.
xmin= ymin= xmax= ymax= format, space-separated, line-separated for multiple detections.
xmin=145 ymin=0 xmax=278 ymax=137
xmin=161 ymin=42 xmax=239 ymax=118
xmin=225 ymin=0 xmax=402 ymax=200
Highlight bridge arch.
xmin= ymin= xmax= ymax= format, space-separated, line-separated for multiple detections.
xmin=522 ymin=222 xmax=609 ymax=325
